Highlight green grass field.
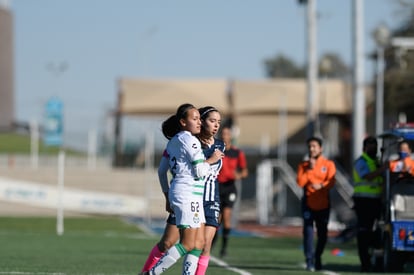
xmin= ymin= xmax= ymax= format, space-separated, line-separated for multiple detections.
xmin=0 ymin=133 xmax=84 ymax=155
xmin=0 ymin=216 xmax=413 ymax=275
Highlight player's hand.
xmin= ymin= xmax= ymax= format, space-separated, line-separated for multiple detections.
xmin=165 ymin=200 xmax=173 ymax=213
xmin=208 ymin=149 xmax=224 ymax=164
xmin=311 ymin=183 xmax=323 ymax=190
xmin=309 ymin=158 xmax=316 ymax=169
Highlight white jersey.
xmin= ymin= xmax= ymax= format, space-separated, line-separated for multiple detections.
xmin=166 ymin=130 xmax=210 ymax=228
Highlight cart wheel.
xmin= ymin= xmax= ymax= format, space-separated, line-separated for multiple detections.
xmin=383 ymin=234 xmax=404 ymax=272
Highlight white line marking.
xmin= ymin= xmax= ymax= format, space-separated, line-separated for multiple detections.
xmin=210 ymin=256 xmax=252 ymax=275
xmin=298 ymin=262 xmax=342 ymax=275
xmin=322 ymin=271 xmax=341 ymax=275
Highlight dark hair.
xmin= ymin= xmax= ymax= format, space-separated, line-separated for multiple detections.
xmin=221 ymin=125 xmax=231 ymax=131
xmin=176 ymin=103 xmax=195 ymax=120
xmin=199 ymin=106 xmax=218 ymax=120
xmin=363 ymin=136 xmax=377 ymax=148
xmin=161 ymin=103 xmax=196 ymax=140
xmin=218 ymin=124 xmax=231 ymax=138
xmin=307 ymin=136 xmax=323 ymax=147
xmin=161 ymin=115 xmax=179 ymax=140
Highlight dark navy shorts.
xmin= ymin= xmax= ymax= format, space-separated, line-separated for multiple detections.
xmin=204 ymin=201 xmax=220 ymax=227
xmin=166 ymin=213 xmax=176 ymax=225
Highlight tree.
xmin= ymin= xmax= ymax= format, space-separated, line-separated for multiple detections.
xmin=318 ymin=53 xmax=349 ymax=79
xmin=382 ymin=4 xmax=414 ymax=122
xmin=263 ymin=52 xmax=349 ymax=79
xmin=263 ymin=54 xmax=306 ymax=78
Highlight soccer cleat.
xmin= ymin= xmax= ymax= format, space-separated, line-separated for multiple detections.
xmin=306 ymin=265 xmax=315 ymax=272
xmin=314 ymin=257 xmax=322 ymax=271
xmin=219 ymin=248 xmax=227 ymax=258
xmin=306 ymin=259 xmax=315 ymax=272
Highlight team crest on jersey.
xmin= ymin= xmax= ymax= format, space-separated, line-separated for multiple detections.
xmin=192 ymin=143 xmax=198 ymax=149
xmin=193 ymin=212 xmax=200 ymax=224
xmin=321 ymin=166 xmax=327 ymax=173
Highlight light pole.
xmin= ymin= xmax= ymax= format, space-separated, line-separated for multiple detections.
xmin=318 ymin=56 xmax=333 ymax=135
xmin=298 ymin=0 xmax=318 ymax=138
xmin=352 ymin=0 xmax=365 ymax=166
xmin=373 ymin=24 xmax=390 ymax=136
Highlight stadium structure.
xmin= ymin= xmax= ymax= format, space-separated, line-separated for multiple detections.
xmin=0 ymin=2 xmax=14 ymax=131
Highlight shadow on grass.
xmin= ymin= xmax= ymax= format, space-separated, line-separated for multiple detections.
xmin=323 ymin=263 xmax=360 ymax=273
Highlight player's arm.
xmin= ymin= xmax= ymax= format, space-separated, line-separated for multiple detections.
xmin=186 ymin=137 xmax=223 ymax=178
xmin=158 ymin=150 xmax=172 ymax=212
xmin=158 ymin=150 xmax=170 ymax=194
xmin=356 ymin=159 xmax=386 ymax=181
xmin=236 ymin=150 xmax=248 ymax=180
xmin=297 ymin=162 xmax=311 ymax=188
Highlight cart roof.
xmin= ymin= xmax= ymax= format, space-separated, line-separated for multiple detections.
xmin=380 ymin=123 xmax=414 ymax=141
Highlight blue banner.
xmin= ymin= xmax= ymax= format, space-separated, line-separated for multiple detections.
xmin=43 ymin=97 xmax=64 ymax=146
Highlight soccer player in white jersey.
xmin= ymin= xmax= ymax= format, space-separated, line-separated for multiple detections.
xmin=139 ymin=106 xmax=224 ymax=275
xmin=144 ymin=103 xmax=223 ymax=275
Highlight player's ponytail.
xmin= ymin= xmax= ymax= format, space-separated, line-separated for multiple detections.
xmin=162 ymin=103 xmax=196 ymax=139
xmin=162 ymin=115 xmax=179 ymax=140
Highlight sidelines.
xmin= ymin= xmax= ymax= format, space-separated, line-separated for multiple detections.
xmin=210 ymin=256 xmax=252 ymax=275
xmin=0 ymin=176 xmax=146 ymax=216
xmin=0 ymin=273 xmax=65 ymax=275
xmin=0 ymin=273 xmax=131 ymax=275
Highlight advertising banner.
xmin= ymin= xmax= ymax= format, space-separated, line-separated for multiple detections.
xmin=43 ymin=97 xmax=63 ymax=146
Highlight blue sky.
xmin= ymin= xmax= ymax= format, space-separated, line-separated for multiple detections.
xmin=8 ymin=0 xmax=404 ymax=150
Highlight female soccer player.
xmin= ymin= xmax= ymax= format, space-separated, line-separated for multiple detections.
xmin=141 ymin=104 xmax=223 ymax=275
xmin=194 ymin=106 xmax=224 ymax=275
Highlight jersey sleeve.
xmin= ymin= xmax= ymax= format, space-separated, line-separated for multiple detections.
xmin=322 ymin=160 xmax=336 ymax=189
xmin=297 ymin=161 xmax=311 ymax=188
xmin=183 ymin=134 xmax=211 ymax=179
xmin=238 ymin=149 xmax=247 ymax=169
xmin=354 ymin=158 xmax=371 ymax=179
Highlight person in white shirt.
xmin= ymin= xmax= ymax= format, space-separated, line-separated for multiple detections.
xmin=144 ymin=103 xmax=223 ymax=275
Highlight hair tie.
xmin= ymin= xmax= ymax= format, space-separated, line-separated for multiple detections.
xmin=200 ymin=107 xmax=217 ymax=118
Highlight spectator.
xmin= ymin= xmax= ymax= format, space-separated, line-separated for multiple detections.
xmin=297 ymin=136 xmax=336 ymax=271
xmin=389 ymin=140 xmax=414 ymax=180
xmin=353 ymin=136 xmax=387 ymax=272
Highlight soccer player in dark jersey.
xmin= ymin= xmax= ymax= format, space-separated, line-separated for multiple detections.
xmin=139 ymin=106 xmax=224 ymax=275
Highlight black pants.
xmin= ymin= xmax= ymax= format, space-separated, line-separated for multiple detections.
xmin=353 ymin=197 xmax=382 ymax=270
xmin=301 ymin=199 xmax=330 ymax=265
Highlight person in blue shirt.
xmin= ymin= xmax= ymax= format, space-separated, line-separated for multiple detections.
xmin=353 ymin=136 xmax=387 ymax=272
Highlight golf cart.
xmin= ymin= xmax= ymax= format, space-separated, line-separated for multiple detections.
xmin=372 ymin=123 xmax=414 ymax=272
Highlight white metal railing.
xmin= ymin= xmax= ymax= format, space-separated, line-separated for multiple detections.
xmin=256 ymin=159 xmax=302 ymax=225
xmin=257 ymin=158 xmax=354 ymax=225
